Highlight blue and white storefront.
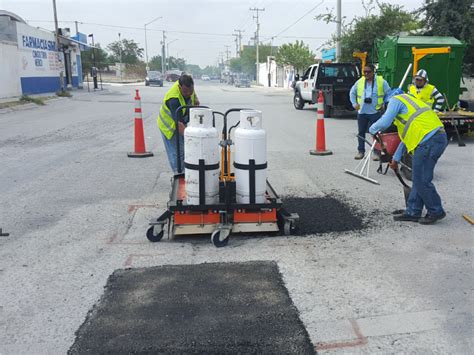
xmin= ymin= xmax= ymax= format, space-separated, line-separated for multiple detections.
xmin=0 ymin=10 xmax=87 ymax=98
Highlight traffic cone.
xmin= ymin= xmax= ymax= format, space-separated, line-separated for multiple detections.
xmin=128 ymin=89 xmax=153 ymax=158
xmin=310 ymin=91 xmax=333 ymax=156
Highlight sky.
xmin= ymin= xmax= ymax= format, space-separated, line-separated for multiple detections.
xmin=1 ymin=0 xmax=425 ymax=67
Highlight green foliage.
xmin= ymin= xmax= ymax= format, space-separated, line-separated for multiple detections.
xmin=20 ymin=95 xmax=46 ymax=105
xmin=317 ymin=1 xmax=420 ymax=62
xmin=81 ymin=43 xmax=109 ymax=75
xmin=185 ymin=64 xmax=202 ymax=77
xmin=167 ymin=57 xmax=186 ymax=71
xmin=275 ymin=40 xmax=315 ymax=72
xmin=148 ymin=55 xmax=162 ymax=71
xmin=419 ymin=0 xmax=474 ymax=76
xmin=107 ymin=39 xmax=144 ymax=64
xmin=231 ymin=45 xmax=274 ymax=76
xmin=56 ymin=90 xmax=72 ymax=97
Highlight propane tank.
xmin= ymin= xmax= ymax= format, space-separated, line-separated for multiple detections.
xmin=234 ymin=110 xmax=267 ymax=204
xmin=184 ymin=108 xmax=220 ymax=205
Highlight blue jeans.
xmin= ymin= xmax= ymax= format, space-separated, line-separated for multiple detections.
xmin=357 ymin=112 xmax=381 ymax=153
xmin=406 ymin=132 xmax=448 ymax=217
xmin=161 ymin=131 xmax=184 ymax=174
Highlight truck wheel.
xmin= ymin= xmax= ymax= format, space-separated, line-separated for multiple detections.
xmin=294 ymin=91 xmax=304 ymax=110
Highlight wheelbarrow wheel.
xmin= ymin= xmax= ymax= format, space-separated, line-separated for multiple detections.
xmin=211 ymin=229 xmax=230 ymax=248
xmin=146 ymin=225 xmax=164 ymax=242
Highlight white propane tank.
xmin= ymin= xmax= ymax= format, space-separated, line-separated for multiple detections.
xmin=184 ymin=108 xmax=220 ymax=205
xmin=234 ymin=110 xmax=267 ymax=204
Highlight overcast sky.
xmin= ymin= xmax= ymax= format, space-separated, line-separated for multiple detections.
xmin=1 ymin=0 xmax=425 ymax=67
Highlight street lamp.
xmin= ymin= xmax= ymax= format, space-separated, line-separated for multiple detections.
xmin=144 ymin=16 xmax=162 ymax=71
xmin=167 ymin=39 xmax=178 ymax=70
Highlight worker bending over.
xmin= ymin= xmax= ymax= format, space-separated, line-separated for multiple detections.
xmin=158 ymin=74 xmax=200 ymax=174
xmin=408 ymin=69 xmax=445 ymax=112
xmin=369 ymin=89 xmax=448 ymax=224
xmin=350 ymin=64 xmax=391 ymax=160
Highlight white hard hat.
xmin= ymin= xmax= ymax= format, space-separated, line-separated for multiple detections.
xmin=415 ymin=69 xmax=429 ymax=81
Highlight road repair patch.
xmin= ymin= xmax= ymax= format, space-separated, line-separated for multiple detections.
xmin=282 ymin=196 xmax=366 ymax=235
xmin=69 ymin=261 xmax=315 ymax=354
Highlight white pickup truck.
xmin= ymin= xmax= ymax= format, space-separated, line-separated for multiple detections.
xmin=293 ymin=62 xmax=360 ymax=117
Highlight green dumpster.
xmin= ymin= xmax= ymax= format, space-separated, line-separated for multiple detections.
xmin=376 ymin=36 xmax=466 ymax=108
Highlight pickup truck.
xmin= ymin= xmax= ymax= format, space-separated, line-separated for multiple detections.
xmin=293 ymin=63 xmax=360 ymax=117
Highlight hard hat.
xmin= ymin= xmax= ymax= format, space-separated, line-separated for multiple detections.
xmin=414 ymin=69 xmax=429 ymax=81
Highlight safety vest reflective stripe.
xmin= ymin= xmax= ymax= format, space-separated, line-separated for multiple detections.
xmin=408 ymin=84 xmax=435 ymax=107
xmin=158 ymin=111 xmax=174 ymax=131
xmin=398 ymin=94 xmax=431 ymax=138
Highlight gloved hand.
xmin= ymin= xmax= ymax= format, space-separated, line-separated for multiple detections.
xmin=389 ymin=159 xmax=399 ymax=171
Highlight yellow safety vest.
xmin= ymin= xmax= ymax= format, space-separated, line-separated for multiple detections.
xmin=356 ymin=76 xmax=385 ymax=110
xmin=393 ymin=94 xmax=443 ymax=153
xmin=408 ymin=83 xmax=435 ymax=107
xmin=158 ymin=81 xmax=196 ymax=140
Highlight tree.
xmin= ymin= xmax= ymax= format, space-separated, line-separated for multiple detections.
xmin=167 ymin=57 xmax=186 ymax=71
xmin=185 ymin=64 xmax=202 ymax=77
xmin=317 ymin=0 xmax=420 ymax=62
xmin=107 ymin=39 xmax=144 ymax=64
xmin=238 ymin=45 xmax=274 ymax=77
xmin=419 ymin=0 xmax=474 ymax=76
xmin=81 ymin=43 xmax=109 ymax=75
xmin=148 ymin=55 xmax=162 ymax=71
xmin=275 ymin=40 xmax=315 ymax=73
xmin=229 ymin=57 xmax=242 ymax=73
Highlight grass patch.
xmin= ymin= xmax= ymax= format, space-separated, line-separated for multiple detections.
xmin=20 ymin=95 xmax=46 ymax=105
xmin=56 ymin=90 xmax=72 ymax=97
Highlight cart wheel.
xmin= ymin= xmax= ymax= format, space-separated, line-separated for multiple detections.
xmin=146 ymin=225 xmax=164 ymax=242
xmin=211 ymin=229 xmax=230 ymax=248
xmin=283 ymin=221 xmax=292 ymax=236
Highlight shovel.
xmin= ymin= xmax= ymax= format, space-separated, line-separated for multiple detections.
xmin=394 ymin=168 xmax=411 ymax=205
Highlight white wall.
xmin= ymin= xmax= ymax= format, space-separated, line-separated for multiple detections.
xmin=0 ymin=41 xmax=21 ymax=98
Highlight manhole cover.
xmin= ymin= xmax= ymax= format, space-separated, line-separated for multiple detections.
xmin=69 ymin=261 xmax=315 ymax=354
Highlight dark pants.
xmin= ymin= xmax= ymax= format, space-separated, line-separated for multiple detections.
xmin=357 ymin=112 xmax=381 ymax=153
xmin=406 ymin=132 xmax=448 ymax=217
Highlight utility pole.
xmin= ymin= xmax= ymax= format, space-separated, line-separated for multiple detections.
xmin=118 ymin=32 xmax=123 ymax=82
xmin=226 ymin=45 xmax=231 ymax=65
xmin=234 ymin=29 xmax=244 ymax=57
xmin=74 ymin=20 xmax=79 ymax=35
xmin=161 ymin=31 xmax=166 ymax=76
xmin=336 ymin=0 xmax=342 ymax=62
xmin=249 ymin=7 xmax=264 ymax=84
xmin=232 ymin=34 xmax=239 ymax=58
xmin=52 ymin=0 xmax=64 ymax=92
xmin=144 ymin=16 xmax=162 ymax=72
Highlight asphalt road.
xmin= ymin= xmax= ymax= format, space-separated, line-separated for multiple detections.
xmin=0 ymin=80 xmax=473 ymax=353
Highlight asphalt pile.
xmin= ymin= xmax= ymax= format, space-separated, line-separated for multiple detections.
xmin=69 ymin=261 xmax=315 ymax=354
xmin=283 ymin=196 xmax=366 ymax=235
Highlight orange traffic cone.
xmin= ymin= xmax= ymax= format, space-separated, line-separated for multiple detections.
xmin=128 ymin=89 xmax=153 ymax=158
xmin=310 ymin=91 xmax=333 ymax=156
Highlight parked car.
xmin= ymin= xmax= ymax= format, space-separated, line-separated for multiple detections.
xmin=235 ymin=73 xmax=251 ymax=88
xmin=201 ymin=75 xmax=210 ymax=81
xmin=145 ymin=71 xmax=163 ymax=87
xmin=293 ymin=63 xmax=359 ymax=117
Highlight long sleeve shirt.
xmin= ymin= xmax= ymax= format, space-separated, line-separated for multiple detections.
xmin=369 ymin=97 xmax=441 ymax=162
xmin=166 ymin=97 xmax=192 ymax=124
xmin=349 ymin=78 xmax=391 ymax=114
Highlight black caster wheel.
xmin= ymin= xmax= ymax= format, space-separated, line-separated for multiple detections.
xmin=146 ymin=226 xmax=164 ymax=242
xmin=211 ymin=229 xmax=230 ymax=248
xmin=283 ymin=221 xmax=292 ymax=236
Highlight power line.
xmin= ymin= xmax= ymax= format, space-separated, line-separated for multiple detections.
xmin=264 ymin=0 xmax=324 ymax=41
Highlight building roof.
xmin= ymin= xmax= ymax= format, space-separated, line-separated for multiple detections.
xmin=0 ymin=10 xmax=27 ymax=24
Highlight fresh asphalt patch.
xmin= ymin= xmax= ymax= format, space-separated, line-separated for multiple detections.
xmin=69 ymin=261 xmax=315 ymax=354
xmin=282 ymin=196 xmax=367 ymax=235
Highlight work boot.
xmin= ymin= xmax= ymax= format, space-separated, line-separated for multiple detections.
xmin=392 ymin=209 xmax=406 ymax=215
xmin=393 ymin=214 xmax=420 ymax=222
xmin=354 ymin=152 xmax=364 ymax=160
xmin=419 ymin=211 xmax=446 ymax=225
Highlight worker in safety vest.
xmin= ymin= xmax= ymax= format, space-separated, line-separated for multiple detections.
xmin=158 ymin=74 xmax=199 ymax=174
xmin=350 ymin=64 xmax=391 ymax=160
xmin=407 ymin=69 xmax=445 ymax=112
xmin=369 ymin=88 xmax=448 ymax=224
